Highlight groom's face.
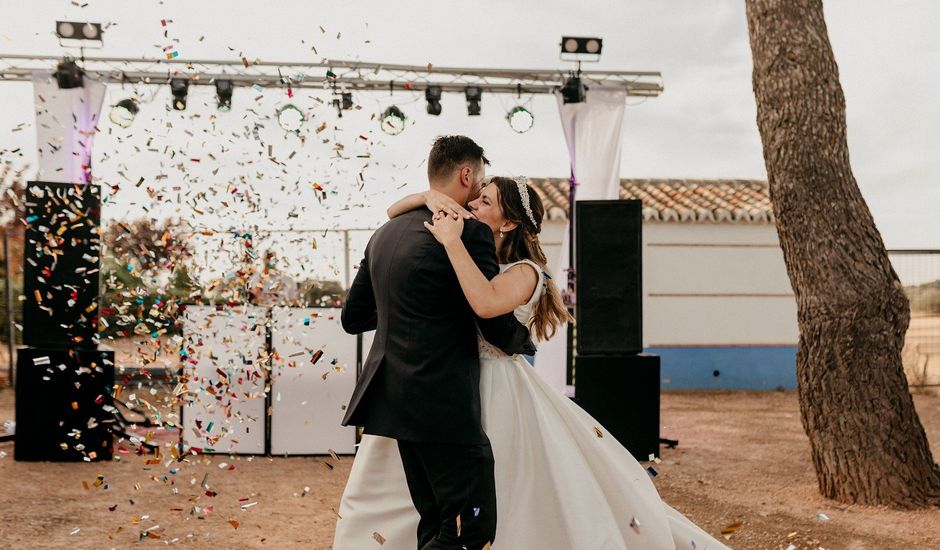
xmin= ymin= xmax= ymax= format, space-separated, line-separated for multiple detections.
xmin=466 ymin=161 xmax=486 ymax=204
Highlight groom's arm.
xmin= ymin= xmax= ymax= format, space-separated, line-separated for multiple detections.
xmin=341 ymin=247 xmax=377 ymax=334
xmin=462 ymin=221 xmax=536 ymax=356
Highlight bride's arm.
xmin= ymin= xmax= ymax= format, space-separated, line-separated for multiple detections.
xmin=387 ymin=190 xmax=472 ymax=219
xmin=424 ymin=215 xmax=538 ymax=318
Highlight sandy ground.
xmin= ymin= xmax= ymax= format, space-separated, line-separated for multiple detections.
xmin=1 ymin=385 xmax=939 ymax=550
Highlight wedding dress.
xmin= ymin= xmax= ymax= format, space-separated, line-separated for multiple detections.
xmin=333 ymin=260 xmax=730 ymax=550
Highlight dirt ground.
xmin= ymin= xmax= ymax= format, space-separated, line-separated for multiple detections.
xmin=1 ymin=385 xmax=939 ymax=550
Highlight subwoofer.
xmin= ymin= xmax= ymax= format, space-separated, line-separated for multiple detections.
xmin=575 ymin=354 xmax=660 ymax=460
xmin=14 ymin=346 xmax=115 ymax=461
xmin=575 ymin=200 xmax=642 ymax=355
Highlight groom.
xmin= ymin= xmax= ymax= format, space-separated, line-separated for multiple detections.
xmin=341 ymin=135 xmax=535 ymax=550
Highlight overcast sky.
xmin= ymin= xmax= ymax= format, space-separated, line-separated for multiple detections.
xmin=1 ymin=0 xmax=937 ymax=281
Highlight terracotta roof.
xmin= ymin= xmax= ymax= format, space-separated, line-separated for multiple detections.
xmin=527 ymin=178 xmax=774 ymax=224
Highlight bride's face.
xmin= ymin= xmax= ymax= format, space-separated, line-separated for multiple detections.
xmin=468 ymin=184 xmax=506 ymax=235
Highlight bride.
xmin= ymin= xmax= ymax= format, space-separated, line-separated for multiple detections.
xmin=333 ymin=176 xmax=729 ymax=550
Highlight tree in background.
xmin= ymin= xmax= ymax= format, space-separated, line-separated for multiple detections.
xmin=745 ymin=0 xmax=940 ymax=506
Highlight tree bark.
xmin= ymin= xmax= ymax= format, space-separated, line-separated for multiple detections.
xmin=744 ymin=0 xmax=940 ymax=508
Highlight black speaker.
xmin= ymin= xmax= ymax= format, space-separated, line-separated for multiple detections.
xmin=15 ymin=346 xmax=115 ymax=461
xmin=575 ymin=354 xmax=660 ymax=460
xmin=21 ymin=181 xmax=102 ymax=349
xmin=575 ymin=200 xmax=642 ymax=355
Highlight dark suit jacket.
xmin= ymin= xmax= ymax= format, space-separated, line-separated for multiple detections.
xmin=340 ymin=208 xmax=535 ymax=444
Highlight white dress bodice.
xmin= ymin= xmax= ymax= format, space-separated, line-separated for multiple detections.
xmin=478 ymin=259 xmax=543 ymax=359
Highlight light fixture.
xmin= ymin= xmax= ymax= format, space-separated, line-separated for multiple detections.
xmin=425 ymin=85 xmax=442 ymax=116
xmin=109 ymin=98 xmax=139 ymax=128
xmin=170 ymin=78 xmax=189 ymax=110
xmin=380 ymin=105 xmax=406 ymax=135
xmin=277 ymin=104 xmax=305 ymax=133
xmin=215 ymin=79 xmax=233 ymax=111
xmin=560 ymin=36 xmax=603 ymax=62
xmin=341 ymin=92 xmax=354 ymax=111
xmin=560 ymin=75 xmax=586 ymax=104
xmin=507 ymin=106 xmax=534 ymax=133
xmin=55 ymin=21 xmax=103 ymax=47
xmin=54 ymin=57 xmax=84 ymax=89
xmin=465 ymin=86 xmax=482 ymax=116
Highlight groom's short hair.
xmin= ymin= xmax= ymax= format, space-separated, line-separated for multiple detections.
xmin=427 ymin=135 xmax=490 ymax=184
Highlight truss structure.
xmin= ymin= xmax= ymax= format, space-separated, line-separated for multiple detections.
xmin=0 ymin=53 xmax=663 ymax=97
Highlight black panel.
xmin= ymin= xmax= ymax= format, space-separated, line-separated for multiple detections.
xmin=575 ymin=200 xmax=642 ymax=354
xmin=15 ymin=347 xmax=115 ymax=461
xmin=575 ymin=354 xmax=660 ymax=460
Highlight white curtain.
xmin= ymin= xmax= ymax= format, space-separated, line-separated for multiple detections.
xmin=536 ymin=88 xmax=628 ymax=395
xmin=32 ymin=72 xmax=107 ymax=184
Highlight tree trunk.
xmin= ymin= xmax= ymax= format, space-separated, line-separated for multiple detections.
xmin=744 ymin=0 xmax=940 ymax=508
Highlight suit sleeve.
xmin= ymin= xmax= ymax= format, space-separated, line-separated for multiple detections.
xmin=463 ymin=222 xmax=537 ymax=356
xmin=341 ymin=245 xmax=377 ymax=334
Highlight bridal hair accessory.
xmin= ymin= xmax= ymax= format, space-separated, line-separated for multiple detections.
xmin=513 ymin=176 xmax=538 ymax=228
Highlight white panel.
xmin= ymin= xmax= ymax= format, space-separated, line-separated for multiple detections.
xmin=181 ymin=305 xmax=268 ymax=454
xmin=270 ymin=307 xmax=358 ymax=455
xmin=645 ymin=296 xmax=798 ymax=346
xmin=645 ymin=245 xmax=793 ymax=294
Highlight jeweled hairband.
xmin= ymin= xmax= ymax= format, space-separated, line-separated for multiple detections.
xmin=513 ymin=176 xmax=538 ymax=227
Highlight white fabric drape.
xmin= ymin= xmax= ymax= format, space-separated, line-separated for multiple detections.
xmin=536 ymin=88 xmax=628 ymax=395
xmin=32 ymin=71 xmax=107 ymax=184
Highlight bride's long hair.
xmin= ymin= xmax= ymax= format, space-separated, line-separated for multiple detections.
xmin=487 ymin=176 xmax=573 ymax=341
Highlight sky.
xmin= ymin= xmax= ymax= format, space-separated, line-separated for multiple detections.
xmin=0 ymin=0 xmax=938 ymax=283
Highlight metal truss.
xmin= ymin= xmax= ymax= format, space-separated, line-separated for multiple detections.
xmin=0 ymin=53 xmax=663 ymax=97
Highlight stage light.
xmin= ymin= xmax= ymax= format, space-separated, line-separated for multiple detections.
xmin=109 ymin=98 xmax=139 ymax=128
xmin=277 ymin=104 xmax=305 ymax=133
xmin=561 ymin=76 xmax=586 ymax=104
xmin=507 ymin=106 xmax=534 ymax=133
xmin=54 ymin=58 xmax=84 ymax=89
xmin=465 ymin=86 xmax=482 ymax=116
xmin=425 ymin=85 xmax=442 ymax=116
xmin=55 ymin=21 xmax=103 ymax=45
xmin=341 ymin=92 xmax=354 ymax=111
xmin=215 ymin=79 xmax=233 ymax=111
xmin=560 ymin=36 xmax=603 ymax=61
xmin=380 ymin=105 xmax=406 ymax=135
xmin=170 ymin=78 xmax=189 ymax=110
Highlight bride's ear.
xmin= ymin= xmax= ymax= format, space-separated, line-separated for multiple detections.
xmin=501 ymin=221 xmax=518 ymax=233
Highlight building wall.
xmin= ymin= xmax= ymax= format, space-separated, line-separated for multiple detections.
xmin=539 ymin=220 xmax=798 ymax=390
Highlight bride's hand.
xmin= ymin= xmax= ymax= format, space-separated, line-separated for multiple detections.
xmin=423 ymin=212 xmax=464 ymax=247
xmin=424 ymin=190 xmax=473 ymax=219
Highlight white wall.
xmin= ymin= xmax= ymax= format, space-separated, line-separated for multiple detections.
xmin=540 ymin=220 xmax=798 ymax=347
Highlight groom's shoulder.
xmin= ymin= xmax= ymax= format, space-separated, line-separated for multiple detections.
xmin=462 ymin=218 xmax=492 ymax=241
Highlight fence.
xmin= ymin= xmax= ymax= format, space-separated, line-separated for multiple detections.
xmin=889 ymin=250 xmax=940 ymax=388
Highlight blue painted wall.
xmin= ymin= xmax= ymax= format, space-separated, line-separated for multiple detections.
xmin=645 ymin=345 xmax=797 ymax=390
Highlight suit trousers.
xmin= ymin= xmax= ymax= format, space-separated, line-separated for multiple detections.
xmin=397 ymin=439 xmax=497 ymax=550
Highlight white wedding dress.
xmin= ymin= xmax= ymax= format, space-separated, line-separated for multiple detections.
xmin=333 ymin=260 xmax=730 ymax=550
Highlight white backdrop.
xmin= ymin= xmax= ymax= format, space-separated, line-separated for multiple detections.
xmin=180 ymin=305 xmax=268 ymax=454
xmin=31 ymin=72 xmax=107 ymax=184
xmin=536 ymin=88 xmax=628 ymax=395
xmin=270 ymin=307 xmax=358 ymax=454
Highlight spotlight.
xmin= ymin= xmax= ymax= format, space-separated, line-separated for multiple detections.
xmin=560 ymin=76 xmax=586 ymax=104
xmin=560 ymin=36 xmax=603 ymax=61
xmin=425 ymin=85 xmax=442 ymax=116
xmin=465 ymin=86 xmax=482 ymax=116
xmin=170 ymin=78 xmax=189 ymax=110
xmin=215 ymin=79 xmax=233 ymax=111
xmin=109 ymin=98 xmax=139 ymax=128
xmin=55 ymin=21 xmax=103 ymax=47
xmin=54 ymin=57 xmax=84 ymax=89
xmin=277 ymin=104 xmax=305 ymax=133
xmin=380 ymin=105 xmax=406 ymax=135
xmin=341 ymin=92 xmax=354 ymax=111
xmin=507 ymin=106 xmax=534 ymax=133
